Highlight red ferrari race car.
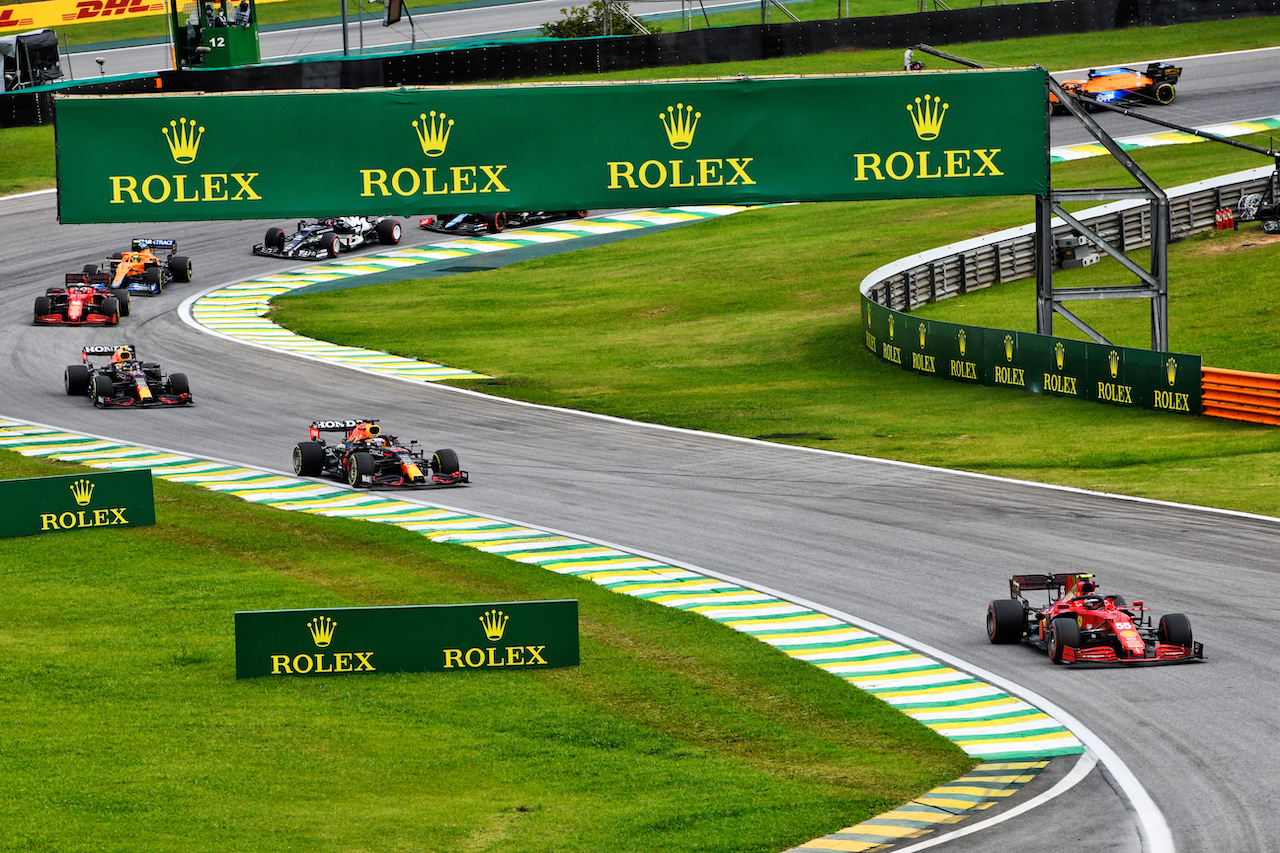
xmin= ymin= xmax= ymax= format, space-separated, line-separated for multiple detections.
xmin=34 ymin=272 xmax=128 ymax=325
xmin=292 ymin=419 xmax=468 ymax=489
xmin=64 ymin=345 xmax=193 ymax=409
xmin=1050 ymin=62 xmax=1182 ymax=114
xmin=419 ymin=210 xmax=589 ymax=235
xmin=986 ymin=573 xmax=1203 ymax=665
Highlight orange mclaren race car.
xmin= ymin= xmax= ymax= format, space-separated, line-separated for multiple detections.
xmin=986 ymin=572 xmax=1203 ymax=665
xmin=87 ymin=238 xmax=193 ymax=296
xmin=1050 ymin=62 xmax=1182 ymax=114
xmin=292 ymin=419 xmax=468 ymax=489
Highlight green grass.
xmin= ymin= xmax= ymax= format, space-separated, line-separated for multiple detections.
xmin=529 ymin=16 xmax=1280 ymax=79
xmin=0 ymin=449 xmax=970 ymax=852
xmin=0 ymin=125 xmax=55 ymax=197
xmin=270 ymin=131 xmax=1280 ymax=518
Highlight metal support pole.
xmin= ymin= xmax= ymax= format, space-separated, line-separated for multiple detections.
xmin=1150 ymin=196 xmax=1169 ymax=351
xmin=1035 ymin=194 xmax=1054 ymax=336
xmin=341 ymin=0 xmax=350 ymax=55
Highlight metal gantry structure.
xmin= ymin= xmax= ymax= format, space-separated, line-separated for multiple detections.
xmin=915 ymin=43 xmax=1279 ymax=353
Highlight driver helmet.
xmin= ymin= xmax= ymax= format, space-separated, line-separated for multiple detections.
xmin=1064 ymin=573 xmax=1096 ymax=599
xmin=111 ymin=347 xmax=132 ymax=365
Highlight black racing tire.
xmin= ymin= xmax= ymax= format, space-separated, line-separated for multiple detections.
xmin=119 ymin=292 xmax=131 ymax=317
xmin=101 ymin=296 xmax=120 ymax=325
xmin=986 ymin=599 xmax=1025 ymax=644
xmin=34 ymin=295 xmax=51 ymax=320
xmin=166 ymin=372 xmax=189 ymax=396
xmin=83 ymin=263 xmax=99 ymax=275
xmin=1154 ymin=83 xmax=1176 ymax=105
xmin=143 ymin=266 xmax=163 ymax=293
xmin=1047 ymin=616 xmax=1081 ymax=664
xmin=293 ymin=441 xmax=326 ymax=477
xmin=65 ymin=364 xmax=90 ymax=396
xmin=376 ymin=218 xmax=402 ymax=244
xmin=323 ymin=233 xmax=340 ymax=258
xmin=1157 ymin=613 xmax=1193 ymax=646
xmin=169 ymin=255 xmax=192 ymax=282
xmin=265 ymin=227 xmax=285 ymax=251
xmin=346 ymin=450 xmax=374 ymax=487
xmin=91 ymin=374 xmax=114 ymax=405
xmin=431 ymin=448 xmax=460 ymax=476
xmin=484 ymin=212 xmax=508 ymax=234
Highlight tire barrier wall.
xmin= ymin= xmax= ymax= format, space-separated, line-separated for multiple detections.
xmin=858 ymin=165 xmax=1278 ymax=418
xmin=1202 ymin=367 xmax=1280 ymax=425
xmin=5 ymin=0 xmax=1279 ymax=127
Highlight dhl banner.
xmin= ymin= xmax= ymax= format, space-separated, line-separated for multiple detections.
xmin=55 ymin=70 xmax=1049 ymax=223
xmin=0 ymin=0 xmax=284 ymax=31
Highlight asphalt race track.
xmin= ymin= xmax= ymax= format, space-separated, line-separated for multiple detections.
xmin=5 ymin=53 xmax=1280 ymax=853
xmin=1047 ymin=46 xmax=1280 ymax=148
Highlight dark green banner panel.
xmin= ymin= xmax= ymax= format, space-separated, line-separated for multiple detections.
xmin=234 ymin=599 xmax=579 ymax=679
xmin=55 ymin=70 xmax=1048 ymax=223
xmin=0 ymin=469 xmax=155 ymax=539
xmin=861 ymin=297 xmax=1202 ymax=415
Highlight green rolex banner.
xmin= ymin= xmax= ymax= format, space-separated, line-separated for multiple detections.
xmin=863 ymin=298 xmax=1203 ymax=414
xmin=54 ymin=70 xmax=1048 ymax=223
xmin=0 ymin=469 xmax=156 ymax=539
xmin=234 ymin=599 xmax=579 ymax=679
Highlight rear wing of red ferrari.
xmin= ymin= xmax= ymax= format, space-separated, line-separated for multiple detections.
xmin=66 ymin=272 xmax=112 ymax=287
xmin=1010 ymin=573 xmax=1073 ymax=597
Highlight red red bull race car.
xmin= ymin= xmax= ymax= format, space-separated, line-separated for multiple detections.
xmin=34 ymin=272 xmax=128 ymax=325
xmin=292 ymin=419 xmax=468 ymax=489
xmin=63 ymin=345 xmax=193 ymax=409
xmin=986 ymin=573 xmax=1203 ymax=665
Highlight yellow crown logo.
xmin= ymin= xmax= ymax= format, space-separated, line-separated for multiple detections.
xmin=1108 ymin=349 xmax=1119 ymax=379
xmin=307 ymin=616 xmax=337 ymax=648
xmin=907 ymin=95 xmax=948 ymax=141
xmin=1165 ymin=357 xmax=1178 ymax=386
xmin=888 ymin=315 xmax=895 ymax=339
xmin=162 ymin=117 xmax=204 ymax=164
xmin=70 ymin=478 xmax=94 ymax=507
xmin=413 ymin=111 xmax=454 ymax=157
xmin=479 ymin=609 xmax=508 ymax=642
xmin=659 ymin=103 xmax=700 ymax=149
xmin=1054 ymin=341 xmax=1065 ymax=370
xmin=1004 ymin=334 xmax=1014 ymax=361
xmin=958 ymin=328 xmax=967 ymax=357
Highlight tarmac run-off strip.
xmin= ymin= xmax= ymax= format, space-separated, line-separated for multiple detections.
xmin=13 ymin=206 xmax=1093 ymax=851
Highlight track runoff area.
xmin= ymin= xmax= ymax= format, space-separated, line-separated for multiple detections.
xmin=43 ymin=70 xmax=1157 ymax=849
